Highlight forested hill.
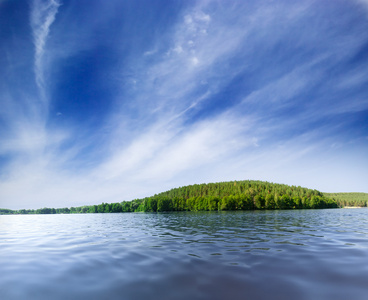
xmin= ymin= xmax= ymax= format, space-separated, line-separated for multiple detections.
xmin=144 ymin=180 xmax=337 ymax=211
xmin=324 ymin=192 xmax=368 ymax=207
xmin=1 ymin=180 xmax=338 ymax=215
xmin=157 ymin=180 xmax=323 ymax=201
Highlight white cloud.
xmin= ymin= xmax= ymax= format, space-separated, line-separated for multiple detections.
xmin=30 ymin=0 xmax=61 ymax=102
xmin=0 ymin=0 xmax=63 ymax=172
xmin=355 ymin=0 xmax=368 ymax=13
xmin=190 ymin=57 xmax=199 ymax=66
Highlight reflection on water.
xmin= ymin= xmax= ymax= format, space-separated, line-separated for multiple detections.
xmin=1 ymin=209 xmax=368 ymax=299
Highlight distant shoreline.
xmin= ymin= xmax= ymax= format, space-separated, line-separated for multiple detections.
xmin=342 ymin=206 xmax=365 ymax=209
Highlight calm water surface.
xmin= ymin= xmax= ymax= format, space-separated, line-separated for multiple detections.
xmin=1 ymin=209 xmax=368 ymax=299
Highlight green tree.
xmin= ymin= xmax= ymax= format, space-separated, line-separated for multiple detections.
xmin=254 ymin=195 xmax=264 ymax=209
xmin=265 ymin=194 xmax=275 ymax=209
xmin=97 ymin=203 xmax=105 ymax=213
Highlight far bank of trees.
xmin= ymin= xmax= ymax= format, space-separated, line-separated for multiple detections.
xmin=325 ymin=192 xmax=368 ymax=207
xmin=1 ymin=180 xmax=340 ymax=215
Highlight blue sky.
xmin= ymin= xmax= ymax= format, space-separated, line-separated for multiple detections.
xmin=1 ymin=0 xmax=367 ymax=209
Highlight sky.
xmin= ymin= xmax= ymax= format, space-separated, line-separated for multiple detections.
xmin=0 ymin=0 xmax=367 ymax=210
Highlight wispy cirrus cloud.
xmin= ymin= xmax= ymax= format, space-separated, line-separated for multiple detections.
xmin=95 ymin=0 xmax=367 ymax=195
xmin=0 ymin=0 xmax=64 ymax=159
xmin=30 ymin=0 xmax=61 ymax=104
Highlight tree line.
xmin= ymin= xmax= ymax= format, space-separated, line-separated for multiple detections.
xmin=324 ymin=192 xmax=368 ymax=207
xmin=0 ymin=180 xmax=340 ymax=215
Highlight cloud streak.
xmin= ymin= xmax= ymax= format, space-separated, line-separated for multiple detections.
xmin=31 ymin=0 xmax=61 ymax=105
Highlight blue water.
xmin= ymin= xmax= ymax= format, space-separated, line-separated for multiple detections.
xmin=1 ymin=209 xmax=368 ymax=299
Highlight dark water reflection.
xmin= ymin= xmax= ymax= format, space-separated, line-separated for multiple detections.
xmin=1 ymin=209 xmax=368 ymax=299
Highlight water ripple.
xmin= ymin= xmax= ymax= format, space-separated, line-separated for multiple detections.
xmin=1 ymin=209 xmax=368 ymax=299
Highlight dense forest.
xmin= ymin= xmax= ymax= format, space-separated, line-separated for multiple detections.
xmin=0 ymin=180 xmax=341 ymax=215
xmin=325 ymin=192 xmax=368 ymax=207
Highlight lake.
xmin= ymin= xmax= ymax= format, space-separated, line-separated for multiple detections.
xmin=1 ymin=209 xmax=368 ymax=299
